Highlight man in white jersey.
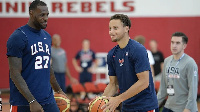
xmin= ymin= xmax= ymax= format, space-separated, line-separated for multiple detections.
xmin=157 ymin=32 xmax=198 ymax=112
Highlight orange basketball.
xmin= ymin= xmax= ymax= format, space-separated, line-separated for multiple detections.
xmin=54 ymin=93 xmax=70 ymax=112
xmin=88 ymin=96 xmax=109 ymax=112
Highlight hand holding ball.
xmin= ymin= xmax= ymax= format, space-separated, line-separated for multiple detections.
xmin=54 ymin=93 xmax=70 ymax=112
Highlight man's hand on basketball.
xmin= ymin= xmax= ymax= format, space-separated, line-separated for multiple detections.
xmin=30 ymin=101 xmax=44 ymax=112
xmin=101 ymin=96 xmax=121 ymax=112
xmin=57 ymin=90 xmax=70 ymax=100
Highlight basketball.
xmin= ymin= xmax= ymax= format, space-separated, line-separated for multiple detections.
xmin=54 ymin=93 xmax=70 ymax=112
xmin=88 ymin=96 xmax=109 ymax=112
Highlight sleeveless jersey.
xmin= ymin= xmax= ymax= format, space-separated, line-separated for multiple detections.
xmin=7 ymin=24 xmax=55 ymax=105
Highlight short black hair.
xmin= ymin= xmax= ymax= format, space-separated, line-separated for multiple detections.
xmin=172 ymin=32 xmax=188 ymax=44
xmin=29 ymin=0 xmax=47 ymax=11
xmin=110 ymin=14 xmax=131 ymax=29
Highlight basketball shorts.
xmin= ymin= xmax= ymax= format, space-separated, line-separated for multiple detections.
xmin=80 ymin=71 xmax=92 ymax=84
xmin=10 ymin=102 xmax=59 ymax=112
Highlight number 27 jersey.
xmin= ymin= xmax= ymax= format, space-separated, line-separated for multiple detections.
xmin=7 ymin=24 xmax=55 ymax=105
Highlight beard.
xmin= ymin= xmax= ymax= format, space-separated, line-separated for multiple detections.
xmin=40 ymin=24 xmax=47 ymax=29
xmin=111 ymin=33 xmax=125 ymax=42
xmin=34 ymin=21 xmax=47 ymax=29
xmin=112 ymin=38 xmax=118 ymax=42
xmin=33 ymin=17 xmax=47 ymax=29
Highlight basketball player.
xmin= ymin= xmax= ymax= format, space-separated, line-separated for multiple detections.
xmin=134 ymin=35 xmax=155 ymax=77
xmin=101 ymin=14 xmax=158 ymax=112
xmin=149 ymin=39 xmax=164 ymax=81
xmin=7 ymin=0 xmax=65 ymax=112
xmin=157 ymin=32 xmax=198 ymax=112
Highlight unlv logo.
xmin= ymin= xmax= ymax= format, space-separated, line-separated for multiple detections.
xmin=119 ymin=59 xmax=124 ymax=66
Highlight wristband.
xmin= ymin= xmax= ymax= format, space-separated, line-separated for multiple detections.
xmin=29 ymin=99 xmax=36 ymax=104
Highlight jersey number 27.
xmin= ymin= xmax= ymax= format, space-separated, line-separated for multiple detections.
xmin=35 ymin=56 xmax=49 ymax=69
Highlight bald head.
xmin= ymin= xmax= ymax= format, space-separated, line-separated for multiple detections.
xmin=52 ymin=34 xmax=61 ymax=47
xmin=149 ymin=39 xmax=158 ymax=53
xmin=82 ymin=39 xmax=90 ymax=51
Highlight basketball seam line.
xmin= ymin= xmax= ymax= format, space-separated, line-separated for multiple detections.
xmin=54 ymin=96 xmax=70 ymax=112
xmin=97 ymin=99 xmax=103 ymax=112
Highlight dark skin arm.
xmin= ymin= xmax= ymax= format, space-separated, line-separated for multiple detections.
xmin=50 ymin=66 xmax=68 ymax=97
xmin=8 ymin=56 xmax=43 ymax=112
xmin=50 ymin=66 xmax=62 ymax=92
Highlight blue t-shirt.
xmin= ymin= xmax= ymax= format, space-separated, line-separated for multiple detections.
xmin=75 ymin=50 xmax=95 ymax=71
xmin=107 ymin=39 xmax=158 ymax=111
xmin=7 ymin=24 xmax=55 ymax=105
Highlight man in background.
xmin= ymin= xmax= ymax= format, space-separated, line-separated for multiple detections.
xmin=149 ymin=39 xmax=164 ymax=81
xmin=157 ymin=32 xmax=198 ymax=112
xmin=72 ymin=39 xmax=96 ymax=99
xmin=51 ymin=34 xmax=78 ymax=92
xmin=134 ymin=35 xmax=155 ymax=77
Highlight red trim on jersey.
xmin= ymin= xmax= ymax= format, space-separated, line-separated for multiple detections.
xmin=147 ymin=109 xmax=155 ymax=112
xmin=11 ymin=105 xmax=18 ymax=112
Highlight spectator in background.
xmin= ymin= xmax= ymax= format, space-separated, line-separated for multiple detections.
xmin=134 ymin=35 xmax=155 ymax=77
xmin=149 ymin=39 xmax=164 ymax=81
xmin=51 ymin=34 xmax=78 ymax=93
xmin=72 ymin=39 xmax=97 ymax=99
xmin=157 ymin=32 xmax=198 ymax=112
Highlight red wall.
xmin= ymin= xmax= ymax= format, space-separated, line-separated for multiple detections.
xmin=0 ymin=17 xmax=200 ymax=88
